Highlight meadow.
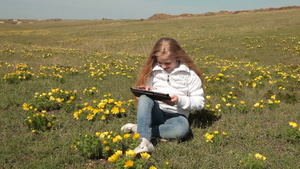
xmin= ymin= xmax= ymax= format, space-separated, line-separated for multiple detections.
xmin=0 ymin=8 xmax=299 ymax=169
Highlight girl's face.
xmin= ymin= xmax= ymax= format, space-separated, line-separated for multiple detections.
xmin=156 ymin=54 xmax=178 ymax=73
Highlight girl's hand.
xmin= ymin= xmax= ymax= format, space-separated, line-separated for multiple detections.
xmin=137 ymin=86 xmax=151 ymax=91
xmin=163 ymin=95 xmax=178 ymax=106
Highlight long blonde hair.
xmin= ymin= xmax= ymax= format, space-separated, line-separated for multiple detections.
xmin=135 ymin=37 xmax=204 ymax=87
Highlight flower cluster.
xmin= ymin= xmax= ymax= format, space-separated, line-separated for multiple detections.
xmin=73 ymin=94 xmax=126 ymax=121
xmin=25 ymin=88 xmax=78 ymax=112
xmin=286 ymin=122 xmax=300 ymax=143
xmin=83 ymin=87 xmax=99 ymax=96
xmin=24 ymin=109 xmax=57 ymax=132
xmin=3 ymin=70 xmax=33 ymax=83
xmin=251 ymin=95 xmax=281 ymax=112
xmin=204 ymin=130 xmax=228 ymax=145
xmin=239 ymin=153 xmax=267 ymax=169
xmin=72 ymin=131 xmax=154 ymax=168
xmin=23 ymin=88 xmax=78 ymax=131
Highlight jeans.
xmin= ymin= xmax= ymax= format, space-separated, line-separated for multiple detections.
xmin=137 ymin=95 xmax=190 ymax=141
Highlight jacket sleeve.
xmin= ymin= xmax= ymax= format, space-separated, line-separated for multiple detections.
xmin=177 ymin=72 xmax=205 ymax=111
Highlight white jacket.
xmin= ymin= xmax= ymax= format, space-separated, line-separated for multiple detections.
xmin=146 ymin=62 xmax=205 ymax=117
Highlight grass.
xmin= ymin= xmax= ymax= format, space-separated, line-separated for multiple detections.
xmin=1 ymin=8 xmax=300 ymax=168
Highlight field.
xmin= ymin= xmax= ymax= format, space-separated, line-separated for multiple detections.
xmin=0 ymin=9 xmax=300 ymax=169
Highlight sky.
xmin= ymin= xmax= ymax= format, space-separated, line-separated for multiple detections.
xmin=0 ymin=0 xmax=299 ymax=20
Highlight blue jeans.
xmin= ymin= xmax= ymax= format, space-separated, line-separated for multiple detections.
xmin=137 ymin=95 xmax=190 ymax=141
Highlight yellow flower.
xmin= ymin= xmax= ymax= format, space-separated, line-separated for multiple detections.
xmin=74 ymin=111 xmax=79 ymax=120
xmin=87 ymin=114 xmax=93 ymax=121
xmin=101 ymin=115 xmax=106 ymax=120
xmin=149 ymin=165 xmax=157 ymax=169
xmin=111 ymin=106 xmax=119 ymax=114
xmin=115 ymin=101 xmax=123 ymax=107
xmin=204 ymin=133 xmax=214 ymax=142
xmin=124 ymin=133 xmax=131 ymax=139
xmin=254 ymin=102 xmax=260 ymax=107
xmin=222 ymin=131 xmax=227 ymax=136
xmin=98 ymin=102 xmax=106 ymax=108
xmin=140 ymin=152 xmax=151 ymax=159
xmin=108 ymin=98 xmax=114 ymax=103
xmin=133 ymin=133 xmax=140 ymax=140
xmin=254 ymin=153 xmax=267 ymax=160
xmin=125 ymin=150 xmax=136 ymax=157
xmin=108 ymin=154 xmax=118 ymax=163
xmin=104 ymin=110 xmax=110 ymax=114
xmin=23 ymin=103 xmax=29 ymax=111
xmin=93 ymin=109 xmax=99 ymax=115
xmin=95 ymin=132 xmax=101 ymax=137
xmin=47 ymin=122 xmax=52 ymax=128
xmin=289 ymin=122 xmax=298 ymax=128
xmin=115 ymin=150 xmax=122 ymax=156
xmin=124 ymin=160 xmax=134 ymax=168
xmin=120 ymin=108 xmax=125 ymax=113
xmin=105 ymin=146 xmax=110 ymax=151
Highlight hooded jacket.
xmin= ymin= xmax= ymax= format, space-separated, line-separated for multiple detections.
xmin=146 ymin=62 xmax=205 ymax=117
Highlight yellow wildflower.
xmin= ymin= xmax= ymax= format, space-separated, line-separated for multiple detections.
xmin=108 ymin=154 xmax=118 ymax=163
xmin=204 ymin=133 xmax=214 ymax=142
xmin=124 ymin=133 xmax=131 ymax=139
xmin=23 ymin=103 xmax=29 ymax=111
xmin=115 ymin=101 xmax=123 ymax=107
xmin=95 ymin=132 xmax=101 ymax=137
xmin=254 ymin=153 xmax=267 ymax=160
xmin=289 ymin=122 xmax=298 ymax=128
xmin=115 ymin=150 xmax=122 ymax=156
xmin=149 ymin=166 xmax=157 ymax=169
xmin=125 ymin=150 xmax=136 ymax=157
xmin=140 ymin=152 xmax=151 ymax=159
xmin=87 ymin=114 xmax=93 ymax=121
xmin=124 ymin=160 xmax=134 ymax=168
xmin=108 ymin=99 xmax=114 ymax=103
xmin=73 ymin=111 xmax=79 ymax=120
xmin=101 ymin=115 xmax=106 ymax=120
xmin=120 ymin=108 xmax=125 ymax=113
xmin=133 ymin=133 xmax=140 ymax=140
xmin=111 ymin=106 xmax=119 ymax=114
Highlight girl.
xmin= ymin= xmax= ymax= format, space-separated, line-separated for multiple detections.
xmin=121 ymin=37 xmax=205 ymax=154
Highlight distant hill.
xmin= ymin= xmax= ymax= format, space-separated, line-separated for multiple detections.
xmin=147 ymin=6 xmax=300 ymax=20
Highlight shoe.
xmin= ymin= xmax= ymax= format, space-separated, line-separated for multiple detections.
xmin=121 ymin=123 xmax=137 ymax=133
xmin=134 ymin=141 xmax=154 ymax=154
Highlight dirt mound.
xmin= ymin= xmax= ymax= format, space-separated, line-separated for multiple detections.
xmin=147 ymin=6 xmax=300 ymax=20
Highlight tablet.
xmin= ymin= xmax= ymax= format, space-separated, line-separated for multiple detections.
xmin=130 ymin=87 xmax=171 ymax=101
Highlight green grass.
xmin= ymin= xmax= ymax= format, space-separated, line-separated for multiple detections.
xmin=1 ymin=9 xmax=300 ymax=168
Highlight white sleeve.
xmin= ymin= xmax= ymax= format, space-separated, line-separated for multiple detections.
xmin=177 ymin=73 xmax=205 ymax=111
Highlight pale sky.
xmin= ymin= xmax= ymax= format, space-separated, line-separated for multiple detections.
xmin=0 ymin=0 xmax=299 ymax=20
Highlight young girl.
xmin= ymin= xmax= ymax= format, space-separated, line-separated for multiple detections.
xmin=121 ymin=37 xmax=205 ymax=154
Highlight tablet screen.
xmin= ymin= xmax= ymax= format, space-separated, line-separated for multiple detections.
xmin=130 ymin=87 xmax=171 ymax=101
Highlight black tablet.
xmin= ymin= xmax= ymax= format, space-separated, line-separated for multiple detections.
xmin=130 ymin=87 xmax=171 ymax=101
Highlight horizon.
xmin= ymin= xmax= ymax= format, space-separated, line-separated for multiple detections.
xmin=1 ymin=5 xmax=299 ymax=21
